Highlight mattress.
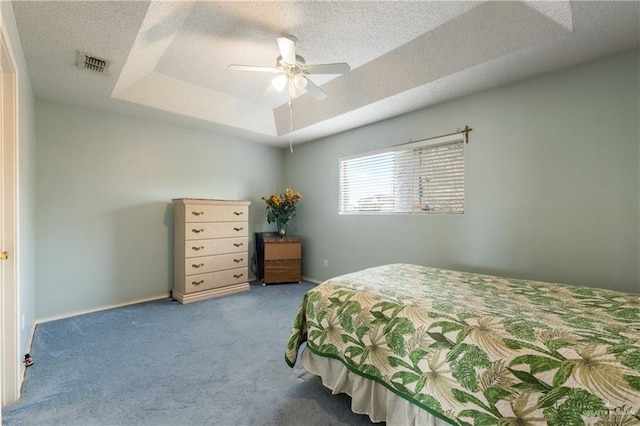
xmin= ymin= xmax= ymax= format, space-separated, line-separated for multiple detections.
xmin=285 ymin=263 xmax=640 ymax=425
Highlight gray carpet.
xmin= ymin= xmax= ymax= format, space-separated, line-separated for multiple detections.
xmin=2 ymin=281 xmax=376 ymax=425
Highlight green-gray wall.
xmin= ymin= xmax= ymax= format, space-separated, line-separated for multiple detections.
xmin=34 ymin=49 xmax=640 ymax=319
xmin=35 ymin=101 xmax=282 ymax=319
xmin=285 ymin=49 xmax=640 ymax=294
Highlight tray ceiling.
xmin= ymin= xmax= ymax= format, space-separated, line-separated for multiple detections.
xmin=12 ymin=1 xmax=640 ymax=147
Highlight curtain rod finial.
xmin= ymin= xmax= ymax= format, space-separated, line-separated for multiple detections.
xmin=462 ymin=125 xmax=472 ymax=143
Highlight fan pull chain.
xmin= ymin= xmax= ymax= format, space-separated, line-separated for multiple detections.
xmin=288 ymin=98 xmax=293 ymax=153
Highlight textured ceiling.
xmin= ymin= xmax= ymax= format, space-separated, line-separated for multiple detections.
xmin=12 ymin=1 xmax=640 ymax=147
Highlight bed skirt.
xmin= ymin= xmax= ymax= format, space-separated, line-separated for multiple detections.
xmin=301 ymin=348 xmax=452 ymax=426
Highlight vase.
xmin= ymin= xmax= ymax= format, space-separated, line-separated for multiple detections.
xmin=276 ymin=221 xmax=287 ymax=238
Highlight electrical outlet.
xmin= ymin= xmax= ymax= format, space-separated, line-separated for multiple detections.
xmin=323 ymin=259 xmax=328 ymax=268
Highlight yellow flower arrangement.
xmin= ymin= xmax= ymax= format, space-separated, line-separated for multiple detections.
xmin=263 ymin=188 xmax=303 ymax=228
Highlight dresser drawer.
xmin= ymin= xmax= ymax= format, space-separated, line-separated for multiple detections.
xmin=185 ymin=222 xmax=248 ymax=240
xmin=185 ymin=205 xmax=248 ymax=223
xmin=185 ymin=253 xmax=248 ymax=275
xmin=185 ymin=237 xmax=248 ymax=258
xmin=184 ymin=267 xmax=248 ymax=294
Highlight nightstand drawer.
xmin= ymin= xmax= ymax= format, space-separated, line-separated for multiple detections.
xmin=264 ymin=242 xmax=301 ymax=260
xmin=264 ymin=260 xmax=301 ymax=283
xmin=185 ymin=205 xmax=248 ymax=223
xmin=184 ymin=268 xmax=248 ymax=293
xmin=185 ymin=237 xmax=247 ymax=258
xmin=185 ymin=222 xmax=248 ymax=240
xmin=185 ymin=253 xmax=248 ymax=275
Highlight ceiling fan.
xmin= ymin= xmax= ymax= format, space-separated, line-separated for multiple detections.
xmin=229 ymin=35 xmax=350 ymax=101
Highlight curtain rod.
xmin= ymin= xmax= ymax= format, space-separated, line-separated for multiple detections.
xmin=397 ymin=125 xmax=473 ymax=148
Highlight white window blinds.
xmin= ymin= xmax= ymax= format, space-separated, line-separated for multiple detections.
xmin=339 ymin=133 xmax=465 ymax=214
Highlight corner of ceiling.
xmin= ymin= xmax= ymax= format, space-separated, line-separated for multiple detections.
xmin=111 ymin=0 xmax=281 ymax=138
xmin=112 ymin=1 xmax=193 ymax=97
xmin=523 ymin=1 xmax=573 ymax=32
xmin=273 ymin=1 xmax=574 ymax=138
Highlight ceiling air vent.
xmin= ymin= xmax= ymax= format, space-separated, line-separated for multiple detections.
xmin=76 ymin=52 xmax=110 ymax=74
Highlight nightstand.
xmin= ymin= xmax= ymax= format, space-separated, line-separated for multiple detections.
xmin=260 ymin=236 xmax=302 ymax=285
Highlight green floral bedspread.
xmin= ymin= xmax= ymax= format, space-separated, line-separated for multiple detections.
xmin=285 ymin=264 xmax=640 ymax=425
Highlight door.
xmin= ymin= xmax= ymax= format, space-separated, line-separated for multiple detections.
xmin=0 ymin=19 xmax=20 ymax=408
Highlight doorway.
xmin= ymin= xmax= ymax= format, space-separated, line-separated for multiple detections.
xmin=0 ymin=18 xmax=20 ymax=408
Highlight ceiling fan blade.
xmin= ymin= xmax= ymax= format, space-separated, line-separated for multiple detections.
xmin=277 ymin=36 xmax=296 ymax=65
xmin=304 ymin=78 xmax=327 ymax=101
xmin=304 ymin=62 xmax=351 ymax=75
xmin=228 ymin=64 xmax=281 ymax=73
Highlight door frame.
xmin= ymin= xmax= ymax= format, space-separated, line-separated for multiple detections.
xmin=0 ymin=14 xmax=20 ymax=408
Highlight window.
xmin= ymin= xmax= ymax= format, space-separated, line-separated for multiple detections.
xmin=339 ymin=133 xmax=464 ymax=214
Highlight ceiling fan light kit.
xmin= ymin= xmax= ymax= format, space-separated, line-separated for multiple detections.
xmin=229 ymin=35 xmax=350 ymax=152
xmin=272 ymin=74 xmax=288 ymax=92
xmin=229 ymin=35 xmax=350 ymax=101
xmin=293 ymin=73 xmax=307 ymax=90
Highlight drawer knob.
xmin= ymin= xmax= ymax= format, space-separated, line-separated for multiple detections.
xmin=192 ymin=280 xmax=204 ymax=286
xmin=233 ymin=273 xmax=244 ymax=279
xmin=192 ymin=211 xmax=204 ymax=216
xmin=233 ymin=227 xmax=243 ymax=232
xmin=192 ymin=263 xmax=204 ymax=268
xmin=233 ymin=258 xmax=243 ymax=263
xmin=192 ymin=228 xmax=205 ymax=233
xmin=233 ymin=242 xmax=244 ymax=247
xmin=233 ymin=211 xmax=243 ymax=216
xmin=192 ymin=246 xmax=205 ymax=251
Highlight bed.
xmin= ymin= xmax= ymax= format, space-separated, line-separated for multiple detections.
xmin=285 ymin=264 xmax=640 ymax=425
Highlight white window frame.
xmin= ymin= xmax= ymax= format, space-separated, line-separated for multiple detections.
xmin=339 ymin=133 xmax=465 ymax=215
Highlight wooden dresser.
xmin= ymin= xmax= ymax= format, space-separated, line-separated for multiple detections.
xmin=261 ymin=236 xmax=302 ymax=285
xmin=172 ymin=198 xmax=251 ymax=304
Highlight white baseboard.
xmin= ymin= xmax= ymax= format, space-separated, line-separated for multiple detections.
xmin=35 ymin=293 xmax=170 ymax=325
xmin=33 ymin=275 xmax=307 ymax=325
